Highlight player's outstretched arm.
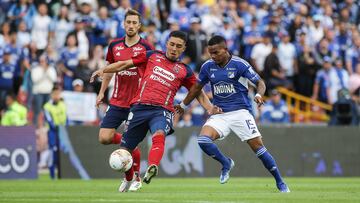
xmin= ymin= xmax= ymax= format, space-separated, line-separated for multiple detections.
xmin=90 ymin=60 xmax=134 ymax=83
xmin=254 ymin=79 xmax=266 ymax=107
xmin=196 ymin=89 xmax=223 ymax=115
xmin=96 ymin=73 xmax=113 ymax=108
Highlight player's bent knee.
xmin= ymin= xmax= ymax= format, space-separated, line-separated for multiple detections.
xmin=99 ymin=129 xmax=115 ymax=145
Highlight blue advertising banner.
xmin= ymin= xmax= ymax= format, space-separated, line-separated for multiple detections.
xmin=0 ymin=126 xmax=38 ymax=179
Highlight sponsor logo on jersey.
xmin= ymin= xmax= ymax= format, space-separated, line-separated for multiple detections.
xmin=213 ymin=82 xmax=236 ymax=98
xmin=156 ymin=59 xmax=161 ymax=62
xmin=153 ymin=66 xmax=175 ymax=81
xmin=210 ymin=68 xmax=217 ymax=71
xmin=156 ymin=54 xmax=166 ymax=60
xmin=227 ymin=67 xmax=236 ymax=71
xmin=149 ymin=74 xmax=171 ymax=87
xmin=133 ymin=47 xmax=143 ymax=51
xmin=115 ymin=46 xmax=124 ymax=51
xmin=118 ymin=70 xmax=137 ymax=76
xmin=133 ymin=52 xmax=140 ymax=57
xmin=228 ymin=72 xmax=235 ymax=78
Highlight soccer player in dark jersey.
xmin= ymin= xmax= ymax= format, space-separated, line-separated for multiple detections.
xmin=96 ymin=9 xmax=153 ymax=192
xmin=91 ymin=31 xmax=220 ymax=192
xmin=176 ymin=35 xmax=290 ymax=192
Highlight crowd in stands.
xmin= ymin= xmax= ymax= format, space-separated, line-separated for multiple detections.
xmin=1 ymin=0 xmax=360 ymax=128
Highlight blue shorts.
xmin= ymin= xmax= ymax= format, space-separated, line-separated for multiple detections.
xmin=120 ymin=104 xmax=174 ymax=150
xmin=100 ymin=105 xmax=130 ymax=129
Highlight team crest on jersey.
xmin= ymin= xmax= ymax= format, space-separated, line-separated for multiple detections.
xmin=228 ymin=72 xmax=235 ymax=78
xmin=173 ymin=64 xmax=181 ymax=73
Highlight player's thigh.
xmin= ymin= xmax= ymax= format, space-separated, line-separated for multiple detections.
xmin=100 ymin=105 xmax=129 ymax=129
xmin=202 ymin=114 xmax=231 ymax=140
xmin=228 ymin=109 xmax=262 ymax=142
xmin=148 ymin=110 xmax=174 ymax=135
xmin=120 ymin=109 xmax=150 ymax=150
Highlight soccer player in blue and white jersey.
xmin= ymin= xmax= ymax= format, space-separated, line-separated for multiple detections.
xmin=176 ymin=35 xmax=290 ymax=193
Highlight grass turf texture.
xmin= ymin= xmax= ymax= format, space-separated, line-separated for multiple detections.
xmin=1 ymin=177 xmax=359 ymax=203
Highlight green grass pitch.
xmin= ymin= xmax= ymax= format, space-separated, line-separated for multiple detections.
xmin=1 ymin=177 xmax=360 ymax=203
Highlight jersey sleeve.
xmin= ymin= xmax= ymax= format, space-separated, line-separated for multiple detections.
xmin=182 ymin=65 xmax=197 ymax=90
xmin=197 ymin=62 xmax=210 ymax=85
xmin=106 ymin=45 xmax=114 ymax=64
xmin=242 ymin=65 xmax=261 ymax=84
xmin=131 ymin=50 xmax=156 ymax=67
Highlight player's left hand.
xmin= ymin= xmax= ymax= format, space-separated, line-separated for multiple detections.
xmin=208 ymin=105 xmax=223 ymax=115
xmin=174 ymin=104 xmax=185 ymax=115
xmin=254 ymin=94 xmax=264 ymax=107
xmin=90 ymin=69 xmax=104 ymax=83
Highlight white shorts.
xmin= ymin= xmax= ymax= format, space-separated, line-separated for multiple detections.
xmin=204 ymin=109 xmax=261 ymax=142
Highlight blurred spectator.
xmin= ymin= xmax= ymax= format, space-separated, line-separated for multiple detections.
xmin=345 ymin=35 xmax=360 ymax=74
xmin=217 ymin=16 xmax=240 ymax=55
xmin=313 ymin=38 xmax=336 ymax=69
xmin=190 ymin=100 xmax=207 ymax=126
xmin=88 ymin=44 xmax=107 ymax=97
xmin=6 ymin=30 xmax=29 ymax=95
xmin=189 ymin=0 xmax=209 ymax=17
xmin=69 ymin=17 xmax=89 ymax=60
xmin=329 ymin=58 xmax=349 ymax=103
xmin=185 ymin=17 xmax=207 ymax=70
xmin=295 ymin=32 xmax=317 ymax=97
xmin=0 ymin=22 xmax=11 ymax=47
xmin=260 ymin=89 xmax=290 ymax=124
xmin=31 ymin=54 xmax=57 ymax=126
xmin=7 ymin=0 xmax=36 ymax=30
xmin=17 ymin=20 xmax=31 ymax=47
xmin=312 ymin=56 xmax=333 ymax=104
xmin=160 ymin=18 xmax=180 ymax=50
xmin=0 ymin=48 xmax=16 ymax=110
xmin=287 ymin=15 xmax=304 ymax=43
xmin=242 ymin=18 xmax=262 ymax=61
xmin=177 ymin=111 xmax=193 ymax=127
xmin=277 ymin=31 xmax=297 ymax=85
xmin=93 ymin=6 xmax=112 ymax=47
xmin=201 ymin=4 xmax=222 ymax=37
xmin=169 ymin=0 xmax=191 ymax=31
xmin=329 ymin=88 xmax=359 ymax=126
xmin=1 ymin=92 xmax=27 ymax=126
xmin=251 ymin=32 xmax=272 ymax=74
xmin=58 ymin=34 xmax=79 ymax=91
xmin=43 ymin=86 xmax=67 ymax=179
xmin=72 ymin=78 xmax=84 ymax=92
xmin=142 ymin=21 xmax=162 ymax=50
xmin=74 ymin=57 xmax=92 ymax=91
xmin=263 ymin=44 xmax=291 ymax=92
xmin=50 ymin=5 xmax=74 ymax=51
xmin=308 ymin=15 xmax=324 ymax=47
xmin=31 ymin=3 xmax=51 ymax=56
xmin=335 ymin=22 xmax=351 ymax=64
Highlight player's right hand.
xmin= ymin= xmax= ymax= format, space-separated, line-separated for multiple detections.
xmin=90 ymin=69 xmax=104 ymax=83
xmin=96 ymin=93 xmax=104 ymax=108
xmin=208 ymin=105 xmax=223 ymax=115
xmin=174 ymin=104 xmax=185 ymax=115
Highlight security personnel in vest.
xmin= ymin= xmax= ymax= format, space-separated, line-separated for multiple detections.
xmin=44 ymin=86 xmax=67 ymax=179
xmin=1 ymin=92 xmax=27 ymax=126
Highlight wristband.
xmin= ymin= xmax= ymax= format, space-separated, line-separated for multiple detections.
xmin=255 ymin=93 xmax=262 ymax=98
xmin=179 ymin=102 xmax=186 ymax=109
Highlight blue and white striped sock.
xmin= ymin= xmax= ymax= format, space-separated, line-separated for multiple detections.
xmin=197 ymin=135 xmax=230 ymax=170
xmin=256 ymin=146 xmax=283 ymax=184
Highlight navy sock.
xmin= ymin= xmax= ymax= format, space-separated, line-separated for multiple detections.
xmin=256 ymin=146 xmax=283 ymax=184
xmin=198 ymin=135 xmax=230 ymax=169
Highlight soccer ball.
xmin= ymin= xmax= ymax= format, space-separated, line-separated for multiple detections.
xmin=109 ymin=149 xmax=133 ymax=172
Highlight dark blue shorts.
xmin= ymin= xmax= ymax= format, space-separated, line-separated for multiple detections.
xmin=100 ymin=105 xmax=130 ymax=129
xmin=120 ymin=104 xmax=174 ymax=150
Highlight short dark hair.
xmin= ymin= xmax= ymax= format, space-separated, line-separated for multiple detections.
xmin=125 ymin=9 xmax=141 ymax=22
xmin=169 ymin=31 xmax=188 ymax=43
xmin=208 ymin=35 xmax=226 ymax=46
